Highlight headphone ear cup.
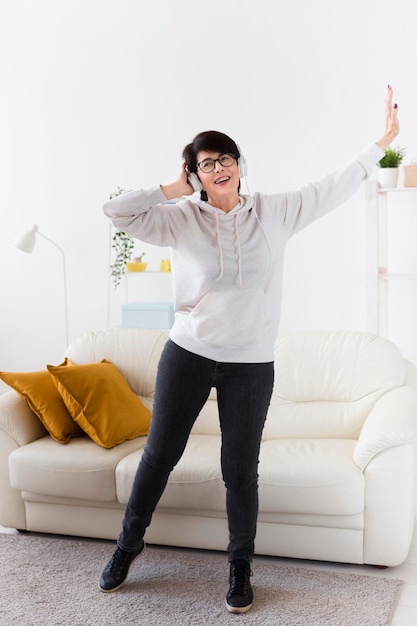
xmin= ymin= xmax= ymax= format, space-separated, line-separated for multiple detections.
xmin=236 ymin=144 xmax=248 ymax=178
xmin=238 ymin=155 xmax=248 ymax=178
xmin=187 ymin=171 xmax=203 ymax=192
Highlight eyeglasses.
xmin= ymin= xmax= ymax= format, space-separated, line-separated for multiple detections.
xmin=196 ymin=153 xmax=236 ymax=174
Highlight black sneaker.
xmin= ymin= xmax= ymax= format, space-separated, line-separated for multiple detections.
xmin=225 ymin=559 xmax=253 ymax=614
xmin=99 ymin=542 xmax=145 ymax=592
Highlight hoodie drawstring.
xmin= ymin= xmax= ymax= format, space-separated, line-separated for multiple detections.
xmin=214 ymin=211 xmax=224 ymax=281
xmin=215 ymin=212 xmax=243 ymax=287
xmin=234 ymin=214 xmax=243 ymax=287
xmin=212 ymin=200 xmax=272 ymax=288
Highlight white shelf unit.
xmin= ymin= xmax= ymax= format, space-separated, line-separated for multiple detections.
xmin=366 ymin=181 xmax=417 ymax=349
xmin=120 ymin=271 xmax=175 ymax=329
xmin=123 ymin=270 xmax=174 ymax=305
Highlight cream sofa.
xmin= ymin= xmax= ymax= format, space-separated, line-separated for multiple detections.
xmin=1 ymin=328 xmax=417 ymax=567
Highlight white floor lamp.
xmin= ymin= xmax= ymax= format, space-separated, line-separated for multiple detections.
xmin=15 ymin=224 xmax=70 ymax=347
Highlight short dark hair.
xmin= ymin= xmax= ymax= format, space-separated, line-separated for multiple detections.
xmin=182 ymin=130 xmax=241 ymax=174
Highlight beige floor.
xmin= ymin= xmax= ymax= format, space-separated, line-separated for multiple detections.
xmin=2 ymin=521 xmax=417 ymax=625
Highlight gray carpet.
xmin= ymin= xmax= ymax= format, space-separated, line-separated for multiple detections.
xmin=0 ymin=533 xmax=403 ymax=626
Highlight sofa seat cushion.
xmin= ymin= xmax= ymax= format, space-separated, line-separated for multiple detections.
xmin=116 ymin=434 xmax=224 ymax=510
xmin=258 ymin=439 xmax=363 ymax=516
xmin=9 ymin=436 xmax=146 ymax=501
xmin=117 ymin=436 xmax=363 ymax=519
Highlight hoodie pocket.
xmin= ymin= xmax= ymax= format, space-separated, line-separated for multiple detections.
xmin=188 ymin=289 xmax=271 ymax=348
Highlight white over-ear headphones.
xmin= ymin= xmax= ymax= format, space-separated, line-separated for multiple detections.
xmin=187 ymin=145 xmax=248 ymax=193
xmin=236 ymin=144 xmax=248 ymax=178
xmin=186 ymin=170 xmax=203 ymax=193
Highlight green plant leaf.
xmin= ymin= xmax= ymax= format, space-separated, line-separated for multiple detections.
xmin=378 ymin=147 xmax=405 ymax=168
xmin=107 ymin=188 xmax=136 ymax=288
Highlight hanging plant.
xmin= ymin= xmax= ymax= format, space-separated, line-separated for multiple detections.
xmin=109 ymin=187 xmax=135 ymax=289
xmin=111 ymin=230 xmax=135 ymax=288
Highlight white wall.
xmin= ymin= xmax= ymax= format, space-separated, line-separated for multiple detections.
xmin=1 ymin=0 xmax=417 ymax=383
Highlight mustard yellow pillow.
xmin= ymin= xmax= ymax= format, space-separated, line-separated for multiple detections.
xmin=47 ymin=359 xmax=151 ymax=448
xmin=0 ymin=365 xmax=84 ymax=444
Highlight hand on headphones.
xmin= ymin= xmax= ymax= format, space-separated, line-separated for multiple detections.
xmin=183 ymin=162 xmax=200 ymax=194
xmin=160 ymin=163 xmax=196 ymax=200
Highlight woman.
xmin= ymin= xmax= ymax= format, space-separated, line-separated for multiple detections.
xmin=99 ymin=86 xmax=399 ymax=614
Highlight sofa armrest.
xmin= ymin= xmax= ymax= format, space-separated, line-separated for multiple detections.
xmin=0 ymin=390 xmax=47 ymax=529
xmin=354 ymin=386 xmax=417 ymax=471
xmin=0 ymin=390 xmax=47 ymax=447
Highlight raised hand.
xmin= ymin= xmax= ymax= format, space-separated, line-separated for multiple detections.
xmin=376 ymin=85 xmax=400 ymax=150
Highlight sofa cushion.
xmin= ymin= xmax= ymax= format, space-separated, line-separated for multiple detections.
xmin=116 ymin=435 xmax=363 ymax=519
xmin=258 ymin=439 xmax=364 ymax=515
xmin=267 ymin=331 xmax=407 ymax=440
xmin=9 ymin=436 xmax=146 ymax=501
xmin=0 ymin=368 xmax=83 ymax=444
xmin=263 ymin=395 xmax=378 ymax=441
xmin=47 ymin=359 xmax=151 ymax=448
xmin=116 ymin=435 xmax=225 ymax=510
xmin=65 ymin=328 xmax=168 ymax=399
xmin=274 ymin=331 xmax=405 ymax=403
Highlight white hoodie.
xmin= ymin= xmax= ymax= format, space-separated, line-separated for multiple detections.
xmin=103 ymin=142 xmax=383 ymax=363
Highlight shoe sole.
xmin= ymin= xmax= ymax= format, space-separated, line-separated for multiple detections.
xmin=98 ymin=544 xmax=146 ymax=593
xmin=225 ymin=600 xmax=253 ymax=614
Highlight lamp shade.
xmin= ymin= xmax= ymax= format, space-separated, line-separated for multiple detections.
xmin=14 ymin=224 xmax=39 ymax=253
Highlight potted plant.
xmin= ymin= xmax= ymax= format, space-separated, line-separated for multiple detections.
xmin=377 ymin=147 xmax=405 ymax=188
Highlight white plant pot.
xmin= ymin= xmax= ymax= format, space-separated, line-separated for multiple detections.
xmin=377 ymin=167 xmax=399 ymax=189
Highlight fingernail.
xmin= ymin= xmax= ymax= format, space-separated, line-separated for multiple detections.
xmin=394 ymin=103 xmax=398 ymax=109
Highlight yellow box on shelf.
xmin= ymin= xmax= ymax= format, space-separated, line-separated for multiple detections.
xmin=125 ymin=261 xmax=147 ymax=272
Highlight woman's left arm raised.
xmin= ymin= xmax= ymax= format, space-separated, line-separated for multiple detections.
xmin=376 ymin=85 xmax=400 ymax=151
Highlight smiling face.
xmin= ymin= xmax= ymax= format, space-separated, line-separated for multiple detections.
xmin=196 ymin=150 xmax=240 ymax=211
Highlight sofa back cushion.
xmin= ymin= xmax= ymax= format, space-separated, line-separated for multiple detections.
xmin=262 ymin=331 xmax=406 ymax=440
xmin=65 ymin=328 xmax=168 ymax=401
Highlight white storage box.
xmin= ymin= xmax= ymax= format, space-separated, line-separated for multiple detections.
xmin=122 ymin=302 xmax=175 ymax=329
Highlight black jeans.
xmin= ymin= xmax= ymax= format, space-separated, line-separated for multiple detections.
xmin=118 ymin=340 xmax=274 ymax=562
